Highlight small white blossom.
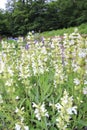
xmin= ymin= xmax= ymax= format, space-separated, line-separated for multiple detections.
xmin=32 ymin=102 xmax=49 ymax=120
xmin=55 ymin=103 xmax=62 ymax=111
xmin=67 ymin=106 xmax=77 ymax=115
xmin=15 ymin=124 xmax=21 ymax=130
xmin=15 ymin=107 xmax=19 ymax=113
xmin=83 ymin=87 xmax=87 ymax=95
xmin=20 ymin=117 xmax=24 ymax=123
xmin=84 ymin=80 xmax=87 ymax=85
xmin=71 ymin=106 xmax=77 ymax=114
xmin=8 ymin=67 xmax=14 ymax=76
xmin=5 ymin=79 xmax=13 ymax=86
xmin=15 ymin=96 xmax=20 ymax=100
xmin=21 ymin=107 xmax=24 ymax=111
xmin=24 ymin=126 xmax=29 ymax=130
xmin=74 ymin=78 xmax=80 ymax=85
xmin=0 ymin=60 xmax=5 ymax=73
xmin=41 ymin=46 xmax=47 ymax=54
xmin=78 ymin=51 xmax=86 ymax=58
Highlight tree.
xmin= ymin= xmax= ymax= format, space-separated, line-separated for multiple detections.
xmin=0 ymin=9 xmax=12 ymax=36
xmin=0 ymin=0 xmax=87 ymax=36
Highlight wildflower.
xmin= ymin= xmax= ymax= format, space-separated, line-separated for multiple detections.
xmin=83 ymin=87 xmax=87 ymax=95
xmin=41 ymin=37 xmax=45 ymax=44
xmin=56 ymin=90 xmax=77 ymax=129
xmin=21 ymin=107 xmax=24 ymax=111
xmin=8 ymin=67 xmax=14 ymax=76
xmin=0 ymin=60 xmax=5 ymax=73
xmin=18 ymin=37 xmax=24 ymax=43
xmin=84 ymin=80 xmax=87 ymax=85
xmin=5 ymin=79 xmax=13 ymax=86
xmin=73 ymin=78 xmax=80 ymax=85
xmin=15 ymin=124 xmax=21 ymax=130
xmin=67 ymin=106 xmax=77 ymax=115
xmin=15 ymin=106 xmax=25 ymax=114
xmin=78 ymin=51 xmax=86 ymax=58
xmin=55 ymin=103 xmax=62 ymax=112
xmin=69 ymin=40 xmax=75 ymax=45
xmin=15 ymin=124 xmax=29 ymax=130
xmin=15 ymin=107 xmax=19 ymax=113
xmin=41 ymin=46 xmax=47 ymax=54
xmin=15 ymin=96 xmax=20 ymax=100
xmin=72 ymin=63 xmax=80 ymax=72
xmin=24 ymin=126 xmax=29 ymax=130
xmin=56 ymin=117 xmax=67 ymax=130
xmin=32 ymin=102 xmax=49 ymax=120
xmin=25 ymin=44 xmax=29 ymax=50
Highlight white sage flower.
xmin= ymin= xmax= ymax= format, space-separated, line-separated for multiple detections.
xmin=83 ymin=87 xmax=87 ymax=95
xmin=15 ymin=124 xmax=21 ymax=130
xmin=32 ymin=102 xmax=49 ymax=120
xmin=74 ymin=78 xmax=80 ymax=85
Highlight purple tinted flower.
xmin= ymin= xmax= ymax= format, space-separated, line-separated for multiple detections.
xmin=25 ymin=44 xmax=29 ymax=50
xmin=34 ymin=40 xmax=38 ymax=44
xmin=41 ymin=37 xmax=45 ymax=44
xmin=14 ymin=38 xmax=18 ymax=41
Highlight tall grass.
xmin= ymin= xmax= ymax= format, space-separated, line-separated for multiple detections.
xmin=41 ymin=23 xmax=87 ymax=37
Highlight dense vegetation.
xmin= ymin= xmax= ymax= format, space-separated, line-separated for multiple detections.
xmin=0 ymin=0 xmax=87 ymax=37
xmin=0 ymin=1 xmax=87 ymax=129
xmin=41 ymin=23 xmax=87 ymax=37
xmin=0 ymin=30 xmax=87 ymax=130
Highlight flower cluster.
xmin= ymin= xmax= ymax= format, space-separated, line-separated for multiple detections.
xmin=14 ymin=106 xmax=29 ymax=130
xmin=15 ymin=123 xmax=29 ymax=130
xmin=32 ymin=102 xmax=49 ymax=120
xmin=50 ymin=90 xmax=77 ymax=130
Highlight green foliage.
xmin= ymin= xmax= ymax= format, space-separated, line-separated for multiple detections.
xmin=0 ymin=0 xmax=87 ymax=36
xmin=41 ymin=23 xmax=87 ymax=37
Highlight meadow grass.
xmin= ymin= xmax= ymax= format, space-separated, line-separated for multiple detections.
xmin=41 ymin=23 xmax=87 ymax=38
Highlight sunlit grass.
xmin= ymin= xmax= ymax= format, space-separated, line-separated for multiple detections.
xmin=41 ymin=23 xmax=87 ymax=37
